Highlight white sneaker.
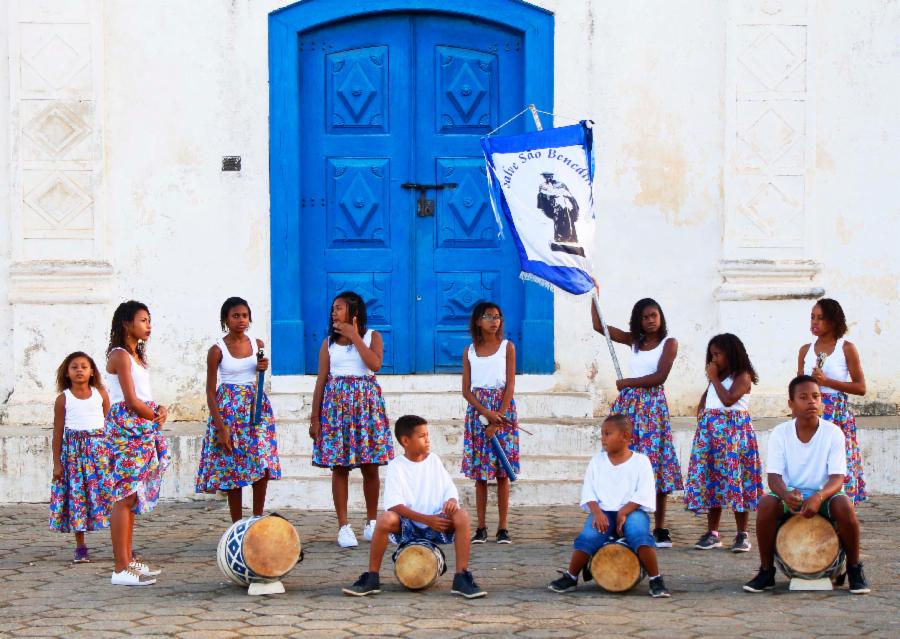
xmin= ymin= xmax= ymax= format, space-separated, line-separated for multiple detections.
xmin=363 ymin=520 xmax=377 ymax=541
xmin=111 ymin=568 xmax=156 ymax=586
xmin=337 ymin=524 xmax=358 ymax=548
xmin=130 ymin=560 xmax=162 ymax=577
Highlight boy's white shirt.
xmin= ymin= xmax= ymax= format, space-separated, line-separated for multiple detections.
xmin=580 ymin=450 xmax=656 ymax=513
xmin=766 ymin=418 xmax=847 ymax=495
xmin=383 ymin=452 xmax=459 ymax=528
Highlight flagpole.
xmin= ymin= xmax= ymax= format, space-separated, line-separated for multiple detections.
xmin=528 ymin=104 xmax=623 ymax=381
xmin=592 ymin=291 xmax=623 ymax=380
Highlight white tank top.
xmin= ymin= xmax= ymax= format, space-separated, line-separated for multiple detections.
xmin=106 ymin=347 xmax=153 ymax=404
xmin=629 ymin=337 xmax=672 ymax=378
xmin=468 ymin=340 xmax=508 ymax=390
xmin=216 ymin=334 xmax=259 ymax=385
xmin=803 ymin=339 xmax=849 ymax=394
xmin=704 ymin=376 xmax=750 ymax=412
xmin=62 ymin=389 xmax=105 ymax=431
xmin=329 ymin=330 xmax=374 ymax=376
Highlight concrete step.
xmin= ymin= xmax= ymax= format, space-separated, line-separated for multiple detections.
xmin=267 ymin=376 xmax=597 ymax=421
xmin=263 ymin=475 xmax=583 ymax=510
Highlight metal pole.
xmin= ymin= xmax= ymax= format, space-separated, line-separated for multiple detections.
xmin=528 ymin=104 xmax=543 ymax=131
xmin=593 ymin=290 xmax=623 ymax=381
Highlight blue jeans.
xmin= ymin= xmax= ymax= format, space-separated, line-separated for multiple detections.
xmin=573 ymin=510 xmax=655 ymax=555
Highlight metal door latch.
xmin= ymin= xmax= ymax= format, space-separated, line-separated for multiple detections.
xmin=401 ymin=182 xmax=458 ymax=217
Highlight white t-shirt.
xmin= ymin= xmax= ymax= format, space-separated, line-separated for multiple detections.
xmin=383 ymin=452 xmax=459 ymax=528
xmin=580 ymin=450 xmax=656 ymax=513
xmin=766 ymin=419 xmax=847 ymax=495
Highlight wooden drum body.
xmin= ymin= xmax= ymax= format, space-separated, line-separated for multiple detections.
xmin=393 ymin=541 xmax=447 ymax=591
xmin=217 ymin=513 xmax=302 ymax=586
xmin=775 ymin=514 xmax=845 ymax=580
xmin=591 ymin=541 xmax=645 ymax=593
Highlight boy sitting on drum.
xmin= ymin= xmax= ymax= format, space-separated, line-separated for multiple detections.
xmin=743 ymin=375 xmax=870 ymax=594
xmin=548 ymin=414 xmax=671 ymax=597
xmin=343 ymin=414 xmax=487 ymax=599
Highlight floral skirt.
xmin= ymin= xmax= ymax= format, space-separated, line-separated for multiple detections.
xmin=312 ymin=375 xmax=393 ymax=469
xmin=49 ymin=429 xmax=113 ymax=533
xmin=610 ymin=386 xmax=683 ymax=493
xmin=196 ymin=384 xmax=282 ymax=493
xmin=822 ymin=392 xmax=867 ymax=503
xmin=105 ymin=401 xmax=169 ymax=515
xmin=683 ymin=410 xmax=762 ymax=513
xmin=462 ymin=387 xmax=519 ymax=481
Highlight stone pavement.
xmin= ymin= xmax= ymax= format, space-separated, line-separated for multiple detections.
xmin=1 ymin=497 xmax=898 ymax=639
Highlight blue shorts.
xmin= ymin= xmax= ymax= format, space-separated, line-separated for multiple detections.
xmin=389 ymin=516 xmax=455 ymax=546
xmin=573 ymin=510 xmax=655 ymax=555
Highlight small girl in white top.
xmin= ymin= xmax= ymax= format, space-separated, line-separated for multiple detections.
xmin=590 ymin=296 xmax=682 ymax=547
xmin=461 ymin=301 xmax=518 ymax=545
xmin=49 ymin=352 xmax=112 ymax=563
xmin=310 ymin=291 xmax=393 ymax=548
xmin=684 ymin=334 xmax=763 ymax=552
xmin=196 ymin=297 xmax=281 ymax=522
xmin=797 ymin=298 xmax=867 ymax=503
xmin=105 ymin=300 xmax=169 ymax=586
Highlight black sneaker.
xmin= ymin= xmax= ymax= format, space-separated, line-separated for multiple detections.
xmin=451 ymin=570 xmax=487 ymax=599
xmin=471 ymin=527 xmax=488 ymax=544
xmin=742 ymin=566 xmax=776 ymax=593
xmin=847 ymin=563 xmax=871 ymax=594
xmin=648 ymin=576 xmax=671 ymax=598
xmin=694 ymin=531 xmax=722 ymax=550
xmin=654 ymin=528 xmax=673 ymax=548
xmin=548 ymin=571 xmax=578 ymax=593
xmin=730 ymin=532 xmax=751 ymax=553
xmin=342 ymin=571 xmax=381 ymax=596
xmin=496 ymin=529 xmax=511 ymax=544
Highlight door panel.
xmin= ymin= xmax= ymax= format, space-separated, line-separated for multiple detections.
xmin=414 ymin=16 xmax=525 ymax=372
xmin=299 ymin=16 xmax=412 ymax=373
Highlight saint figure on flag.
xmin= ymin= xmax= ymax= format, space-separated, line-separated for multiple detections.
xmin=537 ymin=172 xmax=583 ymax=256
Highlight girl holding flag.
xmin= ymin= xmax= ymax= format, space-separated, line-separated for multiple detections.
xmin=590 ymin=297 xmax=683 ymax=547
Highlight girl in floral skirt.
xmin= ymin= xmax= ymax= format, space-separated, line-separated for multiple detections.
xmin=798 ymin=298 xmax=867 ymax=503
xmin=684 ymin=333 xmax=763 ymax=553
xmin=309 ymin=291 xmax=393 ymax=548
xmin=462 ymin=301 xmax=519 ymax=545
xmin=590 ymin=296 xmax=682 ymax=547
xmin=196 ymin=297 xmax=281 ymax=521
xmin=105 ymin=300 xmax=169 ymax=586
xmin=49 ymin=351 xmax=112 ymax=563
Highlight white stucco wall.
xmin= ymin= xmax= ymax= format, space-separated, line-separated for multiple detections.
xmin=1 ymin=0 xmax=898 ymax=425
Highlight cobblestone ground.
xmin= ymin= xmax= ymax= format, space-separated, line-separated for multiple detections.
xmin=1 ymin=496 xmax=898 ymax=638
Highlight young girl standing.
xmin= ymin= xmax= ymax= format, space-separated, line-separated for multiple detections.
xmin=196 ymin=297 xmax=281 ymax=521
xmin=798 ymin=298 xmax=867 ymax=503
xmin=105 ymin=300 xmax=169 ymax=585
xmin=50 ymin=352 xmax=112 ymax=563
xmin=462 ymin=301 xmax=519 ymax=545
xmin=310 ymin=292 xmax=393 ymax=547
xmin=684 ymin=333 xmax=763 ymax=552
xmin=590 ymin=296 xmax=682 ymax=547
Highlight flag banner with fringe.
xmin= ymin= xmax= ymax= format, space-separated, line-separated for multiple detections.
xmin=481 ymin=122 xmax=595 ymax=295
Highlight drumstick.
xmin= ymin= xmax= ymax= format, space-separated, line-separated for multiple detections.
xmin=252 ymin=348 xmax=265 ymax=427
xmin=480 ymin=416 xmax=517 ymax=482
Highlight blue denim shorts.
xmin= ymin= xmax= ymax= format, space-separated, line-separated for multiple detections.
xmin=573 ymin=510 xmax=655 ymax=555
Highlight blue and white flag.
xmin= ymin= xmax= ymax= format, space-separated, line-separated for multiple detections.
xmin=481 ymin=122 xmax=595 ymax=295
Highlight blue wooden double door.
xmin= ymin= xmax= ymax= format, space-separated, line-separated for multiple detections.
xmin=298 ymin=13 xmax=526 ymax=373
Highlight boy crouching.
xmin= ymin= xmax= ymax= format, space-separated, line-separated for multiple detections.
xmin=343 ymin=414 xmax=486 ymax=598
xmin=548 ymin=415 xmax=671 ymax=597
